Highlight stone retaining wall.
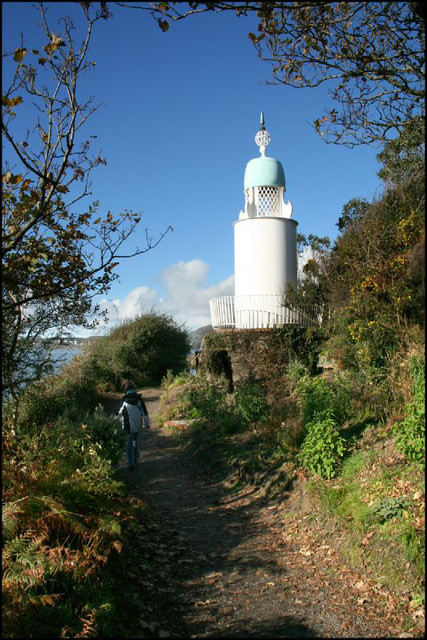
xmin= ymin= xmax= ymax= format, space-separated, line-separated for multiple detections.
xmin=196 ymin=326 xmax=324 ymax=389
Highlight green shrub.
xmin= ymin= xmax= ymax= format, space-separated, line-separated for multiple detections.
xmin=87 ymin=312 xmax=191 ymax=389
xmin=296 ymin=373 xmax=351 ymax=426
xmin=185 ymin=376 xmax=224 ymax=419
xmin=278 ymin=420 xmax=305 ymax=451
xmin=183 ymin=376 xmax=243 ymax=433
xmin=17 ymin=357 xmax=99 ymax=430
xmin=299 ymin=415 xmax=346 ymax=479
xmin=266 ymin=396 xmax=304 ymax=451
xmin=271 ymin=325 xmax=326 ymax=374
xmin=234 ymin=377 xmax=269 ymax=428
xmin=84 ymin=405 xmax=125 ymax=467
xmin=161 ymin=369 xmax=193 ymax=389
xmin=393 ymin=358 xmax=425 ymax=464
xmin=286 ymin=359 xmax=309 ymax=384
xmin=340 ymin=450 xmax=374 ymax=479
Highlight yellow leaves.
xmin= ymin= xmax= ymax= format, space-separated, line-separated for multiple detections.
xmin=314 ymin=116 xmax=328 ymax=133
xmin=43 ymin=32 xmax=66 ymax=56
xmin=394 ymin=292 xmax=412 ymax=309
xmin=105 ymin=262 xmax=119 ymax=273
xmin=2 ymin=95 xmax=23 ymax=108
xmin=389 ymin=254 xmax=407 ymax=274
xmin=51 ymin=32 xmax=66 ymax=48
xmin=3 ymin=172 xmax=23 ymax=185
xmin=13 ymin=48 xmax=27 ymax=63
xmin=20 ymin=179 xmax=32 ymax=190
xmin=43 ymin=44 xmax=56 ymax=56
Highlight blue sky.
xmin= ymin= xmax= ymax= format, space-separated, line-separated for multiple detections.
xmin=3 ymin=2 xmax=385 ymax=333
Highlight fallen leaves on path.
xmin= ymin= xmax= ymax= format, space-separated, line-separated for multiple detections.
xmin=100 ymin=389 xmax=424 ymax=638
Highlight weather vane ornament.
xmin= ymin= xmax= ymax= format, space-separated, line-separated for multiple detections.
xmin=255 ymin=110 xmax=271 ymax=156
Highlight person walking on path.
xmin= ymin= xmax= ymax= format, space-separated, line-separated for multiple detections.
xmin=118 ymin=381 xmax=150 ymax=470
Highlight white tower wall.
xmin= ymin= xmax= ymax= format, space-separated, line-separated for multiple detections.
xmin=234 ymin=217 xmax=297 ymax=296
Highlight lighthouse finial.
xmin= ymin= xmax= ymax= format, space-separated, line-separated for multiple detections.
xmin=255 ymin=111 xmax=271 ymax=156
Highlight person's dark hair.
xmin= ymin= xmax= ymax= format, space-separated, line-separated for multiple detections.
xmin=123 ymin=379 xmax=137 ymax=393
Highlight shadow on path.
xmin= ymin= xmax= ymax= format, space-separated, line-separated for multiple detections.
xmin=112 ymin=389 xmax=319 ymax=638
xmin=103 ymin=389 xmax=406 ymax=639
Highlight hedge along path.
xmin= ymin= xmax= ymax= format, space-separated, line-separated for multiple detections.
xmin=104 ymin=388 xmax=414 ymax=639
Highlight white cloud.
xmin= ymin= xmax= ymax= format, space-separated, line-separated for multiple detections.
xmin=95 ymin=260 xmax=234 ymax=332
xmin=96 ymin=286 xmax=159 ymax=325
xmin=297 ymin=246 xmax=314 ymax=280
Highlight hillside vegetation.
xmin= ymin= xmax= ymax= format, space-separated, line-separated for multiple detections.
xmin=2 ymin=312 xmax=190 ymax=637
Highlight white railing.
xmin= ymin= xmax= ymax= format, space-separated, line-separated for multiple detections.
xmin=209 ymin=295 xmax=321 ymax=330
xmin=209 ymin=296 xmax=236 ymax=328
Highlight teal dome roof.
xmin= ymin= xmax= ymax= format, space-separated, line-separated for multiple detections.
xmin=244 ymin=156 xmax=285 ymax=190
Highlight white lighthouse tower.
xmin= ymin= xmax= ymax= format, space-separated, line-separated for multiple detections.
xmin=210 ymin=113 xmax=301 ymax=330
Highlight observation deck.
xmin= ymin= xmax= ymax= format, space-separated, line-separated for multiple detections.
xmin=209 ymin=294 xmax=322 ymax=330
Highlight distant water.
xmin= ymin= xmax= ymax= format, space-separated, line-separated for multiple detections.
xmin=2 ymin=347 xmax=83 ymax=404
xmin=51 ymin=346 xmax=82 ymax=372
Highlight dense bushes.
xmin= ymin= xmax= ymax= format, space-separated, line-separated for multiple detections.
xmin=270 ymin=325 xmax=326 ymax=374
xmin=15 ymin=351 xmax=99 ymax=429
xmin=85 ymin=312 xmax=190 ymax=390
xmin=160 ymin=373 xmax=270 ymax=435
xmin=293 ymin=372 xmax=351 ymax=478
xmin=2 ymin=404 xmax=125 ymax=637
xmin=296 ymin=372 xmax=351 ymax=426
xmin=327 ymin=124 xmax=424 ymax=375
xmin=393 ymin=358 xmax=425 ymax=464
xmin=234 ymin=376 xmax=269 ymax=428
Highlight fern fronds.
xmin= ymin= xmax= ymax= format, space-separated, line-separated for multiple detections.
xmin=79 ymin=607 xmax=99 ymax=638
xmin=2 ymin=498 xmax=27 ymax=540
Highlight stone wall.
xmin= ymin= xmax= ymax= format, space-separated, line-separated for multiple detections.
xmin=196 ymin=326 xmax=324 ymax=390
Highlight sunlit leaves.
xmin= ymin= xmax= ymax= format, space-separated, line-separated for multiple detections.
xmin=157 ymin=17 xmax=169 ymax=32
xmin=2 ymin=95 xmax=23 ymax=108
xmin=13 ymin=48 xmax=27 ymax=63
xmin=3 ymin=172 xmax=23 ymax=185
xmin=43 ymin=32 xmax=66 ymax=56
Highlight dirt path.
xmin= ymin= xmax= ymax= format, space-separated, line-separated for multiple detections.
xmin=105 ymin=389 xmax=415 ymax=638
